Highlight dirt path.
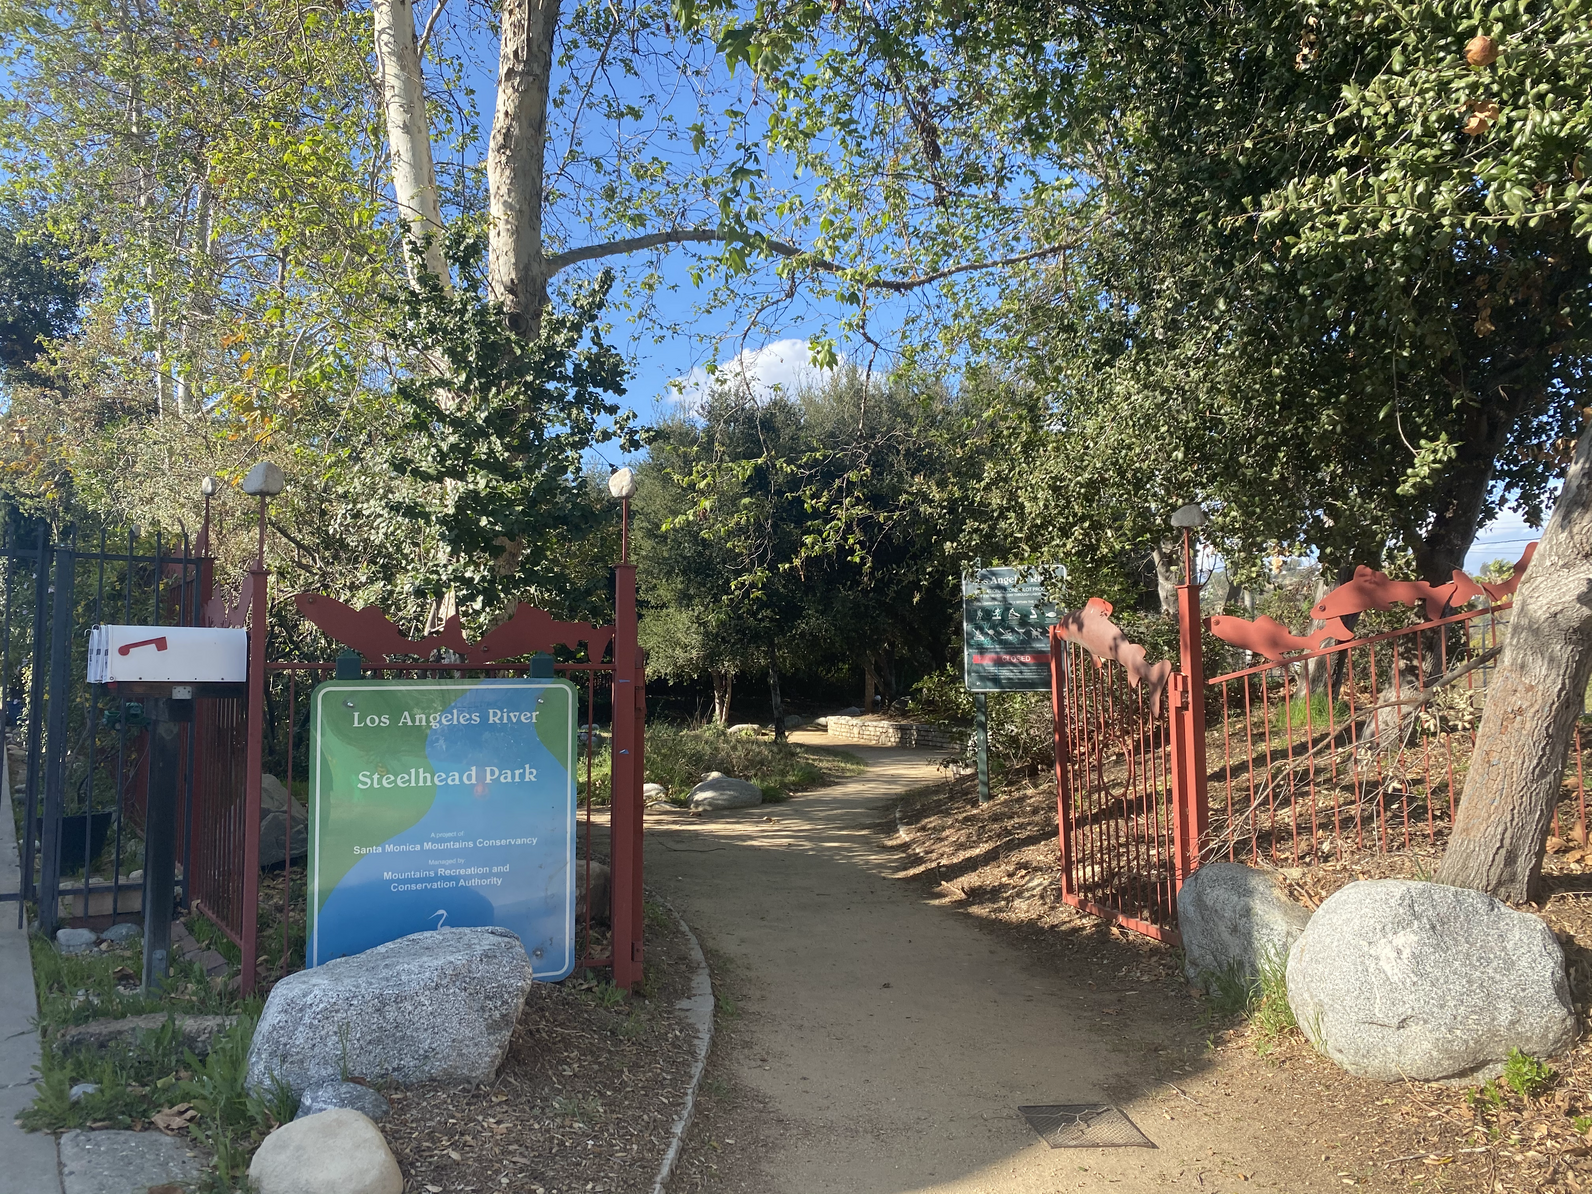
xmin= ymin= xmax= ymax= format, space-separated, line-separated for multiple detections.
xmin=647 ymin=735 xmax=1341 ymax=1194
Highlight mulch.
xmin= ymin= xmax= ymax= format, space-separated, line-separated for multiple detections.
xmin=380 ymin=901 xmax=701 ymax=1194
xmin=889 ymin=770 xmax=1592 ymax=1194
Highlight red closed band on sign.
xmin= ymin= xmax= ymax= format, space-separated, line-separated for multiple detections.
xmin=970 ymin=653 xmax=1047 ymax=664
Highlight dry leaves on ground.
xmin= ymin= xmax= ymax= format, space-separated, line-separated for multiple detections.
xmin=382 ymin=902 xmax=700 ymax=1194
xmin=889 ymin=772 xmax=1592 ymax=1193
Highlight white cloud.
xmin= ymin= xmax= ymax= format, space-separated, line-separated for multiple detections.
xmin=669 ymin=338 xmax=834 ymax=408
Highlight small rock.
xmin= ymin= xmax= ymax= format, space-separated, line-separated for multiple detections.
xmin=575 ymin=860 xmax=612 ymax=926
xmin=59 ymin=1129 xmax=205 ymax=1193
xmin=726 ymin=723 xmax=762 ymax=735
xmin=782 ymin=714 xmax=804 ymax=729
xmin=249 ymin=1108 xmax=402 ymax=1194
xmin=246 ymin=927 xmax=535 ymax=1098
xmin=1287 ymin=879 xmax=1577 ymax=1082
xmin=642 ymin=782 xmax=667 ymax=801
xmin=687 ymin=771 xmax=763 ymax=812
xmin=814 ymin=717 xmax=829 ymax=729
xmin=56 ymin=928 xmax=98 ymax=955
xmin=101 ymin=922 xmax=141 ymax=945
xmin=259 ymin=773 xmax=309 ymax=868
xmin=55 ymin=1013 xmax=239 ymax=1059
xmin=193 ymin=949 xmax=230 ymax=977
xmin=1177 ymin=862 xmax=1311 ymax=989
xmin=126 ymin=869 xmax=143 ymax=882
xmin=295 ymin=1081 xmax=390 ymax=1122
xmin=68 ymin=1082 xmax=99 ymax=1102
xmin=835 ymin=706 xmax=862 ymax=717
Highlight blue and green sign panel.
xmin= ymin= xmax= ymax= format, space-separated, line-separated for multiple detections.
xmin=308 ymin=679 xmax=578 ymax=978
xmin=963 ymin=566 xmax=1067 ymax=692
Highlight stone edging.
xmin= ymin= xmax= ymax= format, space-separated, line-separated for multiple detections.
xmin=649 ymin=903 xmax=714 ymax=1194
xmin=825 ymin=715 xmax=962 ymax=750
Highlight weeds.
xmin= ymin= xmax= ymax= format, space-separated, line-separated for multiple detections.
xmin=29 ymin=934 xmax=239 ymax=1031
xmin=1249 ymin=955 xmax=1297 ymax=1052
xmin=642 ymin=898 xmax=672 ymax=931
xmin=1502 ymin=1049 xmax=1555 ymax=1100
xmin=25 ymin=931 xmax=270 ymax=1191
xmin=551 ymin=1093 xmax=603 ymax=1122
xmin=1195 ymin=953 xmax=1297 ymax=1054
xmin=1268 ymin=693 xmax=1349 ymax=738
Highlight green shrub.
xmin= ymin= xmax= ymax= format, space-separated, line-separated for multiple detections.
xmin=643 ymin=723 xmax=863 ymax=802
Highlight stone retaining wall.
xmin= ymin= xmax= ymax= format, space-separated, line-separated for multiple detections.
xmin=824 ymin=716 xmax=963 ymax=750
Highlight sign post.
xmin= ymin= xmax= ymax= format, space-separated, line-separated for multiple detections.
xmin=308 ymin=678 xmax=579 ymax=978
xmin=88 ymin=622 xmax=248 ymax=991
xmin=962 ymin=566 xmax=1066 ymax=803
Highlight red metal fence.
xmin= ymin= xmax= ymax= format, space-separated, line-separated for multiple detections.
xmin=1050 ymin=544 xmax=1589 ymax=941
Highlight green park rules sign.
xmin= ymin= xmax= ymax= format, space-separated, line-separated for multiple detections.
xmin=308 ymin=679 xmax=578 ymax=978
xmin=963 ymin=566 xmax=1066 ymax=692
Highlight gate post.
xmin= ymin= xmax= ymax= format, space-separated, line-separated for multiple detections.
xmin=1170 ymin=519 xmax=1209 ymax=885
xmin=237 ymin=481 xmax=276 ymax=996
xmin=609 ymin=561 xmax=643 ymax=990
xmin=1048 ymin=627 xmax=1075 ymax=898
xmin=37 ymin=540 xmax=75 ymax=938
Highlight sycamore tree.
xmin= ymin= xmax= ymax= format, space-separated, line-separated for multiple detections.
xmin=0 ymin=0 xmax=400 ymax=589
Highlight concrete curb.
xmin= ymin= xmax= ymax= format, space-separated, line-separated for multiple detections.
xmin=648 ymin=903 xmax=714 ymax=1194
xmin=0 ymin=749 xmax=64 ymax=1194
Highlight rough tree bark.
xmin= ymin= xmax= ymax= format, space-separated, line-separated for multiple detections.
xmin=487 ymin=0 xmax=560 ymax=336
xmin=371 ymin=0 xmax=450 ymax=286
xmin=1411 ymin=399 xmax=1515 ymax=583
xmin=711 ymin=670 xmax=733 ymax=725
xmin=1435 ymin=427 xmax=1592 ymax=901
xmin=1150 ymin=540 xmax=1180 ymax=617
xmin=769 ymin=652 xmax=787 ymax=743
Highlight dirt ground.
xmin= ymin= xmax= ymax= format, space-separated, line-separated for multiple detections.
xmin=656 ymin=736 xmax=1592 ymax=1194
xmin=380 ymin=899 xmax=700 ymax=1194
xmin=878 ymin=767 xmax=1592 ymax=1194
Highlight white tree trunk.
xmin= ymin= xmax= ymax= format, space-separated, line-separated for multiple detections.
xmin=372 ymin=0 xmax=449 ymax=287
xmin=487 ymin=0 xmax=560 ymax=337
xmin=1436 ymin=427 xmax=1592 ymax=900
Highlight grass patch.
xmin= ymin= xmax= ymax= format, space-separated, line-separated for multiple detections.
xmin=1267 ymin=692 xmax=1349 ymax=737
xmin=29 ymin=932 xmax=242 ymax=1030
xmin=645 ymin=723 xmax=865 ymax=804
xmin=25 ymin=929 xmax=271 ymax=1191
xmin=1196 ymin=952 xmax=1297 ymax=1054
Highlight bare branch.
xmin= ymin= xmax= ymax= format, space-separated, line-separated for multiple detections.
xmin=543 ymin=227 xmax=1089 ymax=292
xmin=417 ymin=0 xmax=448 ymax=56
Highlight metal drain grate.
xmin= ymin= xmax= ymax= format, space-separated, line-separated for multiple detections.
xmin=1018 ymin=1104 xmax=1156 ymax=1149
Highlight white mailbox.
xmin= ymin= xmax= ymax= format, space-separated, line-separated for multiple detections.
xmin=88 ymin=625 xmax=248 ymax=685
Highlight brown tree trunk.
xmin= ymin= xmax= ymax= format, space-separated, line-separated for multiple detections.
xmin=1150 ymin=540 xmax=1179 ymax=616
xmin=863 ymin=660 xmax=877 ymax=713
xmin=769 ymin=652 xmax=787 ymax=743
xmin=1412 ymin=400 xmax=1512 ymax=584
xmin=1436 ymin=428 xmax=1592 ymax=901
xmin=711 ymin=670 xmax=732 ymax=725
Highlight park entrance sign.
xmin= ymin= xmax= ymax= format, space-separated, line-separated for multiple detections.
xmin=963 ymin=566 xmax=1067 ymax=692
xmin=308 ymin=678 xmax=578 ymax=979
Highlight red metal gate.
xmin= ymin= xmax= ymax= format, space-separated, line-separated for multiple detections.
xmin=1048 ymin=579 xmax=1206 ymax=942
xmin=1048 ymin=537 xmax=1592 ymax=942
